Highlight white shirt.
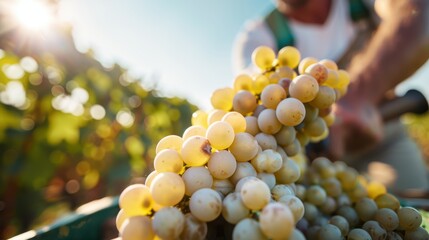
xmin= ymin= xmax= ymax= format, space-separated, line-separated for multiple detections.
xmin=232 ymin=0 xmax=358 ymax=74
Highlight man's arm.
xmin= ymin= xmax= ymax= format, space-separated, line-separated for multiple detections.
xmin=329 ymin=0 xmax=429 ymax=159
xmin=346 ymin=0 xmax=429 ymax=104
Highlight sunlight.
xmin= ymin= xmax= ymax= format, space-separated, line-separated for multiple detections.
xmin=11 ymin=0 xmax=53 ymax=31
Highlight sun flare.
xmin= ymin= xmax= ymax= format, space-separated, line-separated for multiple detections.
xmin=11 ymin=0 xmax=53 ymax=31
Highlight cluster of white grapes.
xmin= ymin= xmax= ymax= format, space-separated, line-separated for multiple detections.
xmin=114 ymin=46 xmax=428 ymax=240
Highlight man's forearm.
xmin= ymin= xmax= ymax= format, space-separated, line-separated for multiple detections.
xmin=346 ymin=0 xmax=429 ymax=105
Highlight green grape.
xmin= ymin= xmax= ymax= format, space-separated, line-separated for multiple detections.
xmin=320 ymin=196 xmax=337 ymax=215
xmin=355 ymin=197 xmax=378 ymax=222
xmin=305 ymin=185 xmax=327 ymax=206
xmin=283 ymin=138 xmax=301 ymax=157
xmin=222 ymin=192 xmax=250 ymax=224
xmin=303 ymin=202 xmax=319 ymax=222
xmin=289 ymin=74 xmax=319 ymax=103
xmin=303 ymin=117 xmax=327 ymax=137
xmin=251 ymin=46 xmax=276 ymax=71
xmin=240 ymin=178 xmax=271 ymax=210
xmin=257 ymin=172 xmax=276 ymax=190
xmin=321 ymin=177 xmax=342 ymax=198
xmin=206 ymin=121 xmax=235 ymax=150
xmin=374 ymin=193 xmax=400 ymax=211
xmin=303 ymin=103 xmax=319 ymax=123
xmin=278 ymin=46 xmax=301 ymax=68
xmin=318 ymin=223 xmax=342 ymax=240
xmin=275 ymin=125 xmax=296 ymax=146
xmin=232 ymin=90 xmax=257 ymax=115
xmin=374 ymin=208 xmax=399 ymax=231
xmin=336 ymin=206 xmax=360 ymax=228
xmin=309 ymin=85 xmax=336 ymax=109
xmin=397 ymin=206 xmax=422 ymax=231
xmin=347 ymin=228 xmax=372 ymax=240
xmin=296 ymin=131 xmax=310 ymax=146
xmin=260 ymin=83 xmax=287 ymax=109
xmin=276 ymin=97 xmax=306 ymax=126
xmin=271 ymin=184 xmax=295 ymax=201
xmin=212 ymin=179 xmax=234 ymax=196
xmin=404 ymin=226 xmax=429 ymax=240
xmin=329 ymin=215 xmax=349 ymax=237
xmin=233 ymin=218 xmax=269 ymax=240
xmin=275 ymin=157 xmax=301 ymax=184
xmin=362 ymin=220 xmax=387 ymax=240
xmin=210 ymin=87 xmax=235 ymax=111
xmin=290 ymin=228 xmax=306 ymax=240
xmin=255 ymin=132 xmax=277 ymax=150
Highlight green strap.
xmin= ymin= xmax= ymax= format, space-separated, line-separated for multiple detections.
xmin=264 ymin=8 xmax=295 ymax=51
xmin=349 ymin=0 xmax=371 ymax=21
xmin=265 ymin=0 xmax=370 ymax=50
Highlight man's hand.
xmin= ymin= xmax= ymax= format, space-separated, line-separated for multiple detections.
xmin=328 ymin=97 xmax=384 ymax=161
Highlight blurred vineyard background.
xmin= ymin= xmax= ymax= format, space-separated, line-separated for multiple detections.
xmin=0 ymin=0 xmax=428 ymax=239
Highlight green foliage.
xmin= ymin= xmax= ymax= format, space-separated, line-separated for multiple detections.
xmin=0 ymin=46 xmax=196 ymax=236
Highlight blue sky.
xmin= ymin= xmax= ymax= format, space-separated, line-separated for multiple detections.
xmin=58 ymin=0 xmax=429 ymax=110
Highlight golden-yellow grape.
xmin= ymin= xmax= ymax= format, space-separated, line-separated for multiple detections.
xmin=144 ymin=170 xmax=159 ymax=187
xmin=319 ymin=59 xmax=338 ymax=71
xmin=298 ymin=57 xmax=318 ymax=74
xmin=182 ymin=125 xmax=207 ymax=140
xmin=222 ymin=111 xmax=247 ymax=133
xmin=278 ymin=46 xmax=301 ymax=69
xmin=120 ymin=216 xmax=154 ymax=240
xmin=152 ymin=207 xmax=185 ymax=239
xmin=253 ymin=74 xmax=270 ymax=94
xmin=305 ymin=63 xmax=328 ymax=85
xmin=232 ymin=90 xmax=257 ymax=115
xmin=210 ymin=87 xmax=234 ymax=111
xmin=115 ymin=209 xmax=128 ymax=232
xmin=191 ymin=110 xmax=208 ymax=128
xmin=155 ymin=135 xmax=183 ymax=154
xmin=234 ymin=74 xmax=255 ymax=92
xmin=276 ymin=98 xmax=306 ymax=126
xmin=260 ymin=84 xmax=287 ymax=109
xmin=206 ymin=121 xmax=235 ymax=150
xmin=181 ymin=136 xmax=212 ymax=166
xmin=251 ymin=46 xmax=276 ymax=71
xmin=323 ymin=69 xmax=340 ymax=87
xmin=207 ymin=109 xmax=227 ymax=126
xmin=289 ymin=74 xmax=319 ymax=103
xmin=119 ymin=184 xmax=153 ymax=216
xmin=240 ymin=178 xmax=271 ymax=210
xmin=267 ymin=72 xmax=281 ymax=84
xmin=304 ymin=117 xmax=328 ymax=137
xmin=154 ymin=149 xmax=183 ymax=173
xmin=275 ymin=157 xmax=301 ymax=184
xmin=336 ymin=69 xmax=350 ymax=88
xmin=150 ymin=172 xmax=185 ymax=206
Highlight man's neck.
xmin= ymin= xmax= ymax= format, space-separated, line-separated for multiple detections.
xmin=279 ymin=0 xmax=332 ymax=25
